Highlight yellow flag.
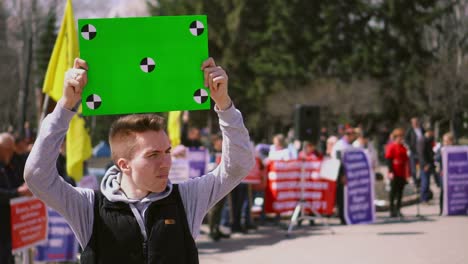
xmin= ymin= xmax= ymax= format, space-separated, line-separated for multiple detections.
xmin=168 ymin=111 xmax=181 ymax=147
xmin=43 ymin=0 xmax=92 ymax=181
xmin=42 ymin=0 xmax=78 ymax=101
xmin=66 ymin=106 xmax=93 ymax=180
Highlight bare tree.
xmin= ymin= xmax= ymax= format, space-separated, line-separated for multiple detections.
xmin=424 ymin=0 xmax=468 ymax=139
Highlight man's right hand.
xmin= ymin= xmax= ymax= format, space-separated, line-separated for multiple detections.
xmin=59 ymin=58 xmax=89 ymax=110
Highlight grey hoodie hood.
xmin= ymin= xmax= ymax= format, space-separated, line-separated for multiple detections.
xmin=100 ymin=165 xmax=173 ymax=204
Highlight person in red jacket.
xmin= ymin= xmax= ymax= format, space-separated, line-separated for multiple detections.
xmin=385 ymin=128 xmax=409 ymax=218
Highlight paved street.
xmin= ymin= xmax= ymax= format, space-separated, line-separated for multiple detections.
xmin=196 ymin=201 xmax=468 ymax=264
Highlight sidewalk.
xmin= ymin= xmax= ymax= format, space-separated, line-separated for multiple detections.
xmin=197 ymin=189 xmax=467 ymax=264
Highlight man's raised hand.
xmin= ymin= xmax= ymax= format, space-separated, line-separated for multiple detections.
xmin=201 ymin=57 xmax=231 ymax=110
xmin=60 ymin=58 xmax=89 ymax=110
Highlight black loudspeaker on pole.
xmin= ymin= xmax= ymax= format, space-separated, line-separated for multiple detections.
xmin=294 ymin=105 xmax=320 ymax=143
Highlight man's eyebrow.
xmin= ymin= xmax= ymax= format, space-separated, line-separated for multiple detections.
xmin=146 ymin=147 xmax=171 ymax=154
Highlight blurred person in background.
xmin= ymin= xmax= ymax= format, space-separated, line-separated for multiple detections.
xmin=207 ymin=134 xmax=230 ymax=241
xmin=181 ymin=111 xmax=203 ymax=148
xmin=325 ymin=135 xmax=338 ymax=158
xmin=332 ymin=127 xmax=356 ymax=224
xmin=353 ymin=128 xmax=378 ymax=171
xmin=385 ymin=128 xmax=409 ymax=218
xmin=331 ymin=127 xmax=356 ymax=159
xmin=435 ymin=132 xmax=455 ymax=215
xmin=405 ymin=117 xmax=425 ymax=187
xmin=268 ymin=134 xmax=295 ymax=161
xmin=319 ymin=127 xmax=329 ymax=155
xmin=0 ymin=132 xmax=32 ymax=264
xmin=420 ymin=129 xmax=437 ymax=204
xmin=299 ymin=140 xmax=322 ymax=161
xmin=337 ymin=124 xmax=345 ymax=139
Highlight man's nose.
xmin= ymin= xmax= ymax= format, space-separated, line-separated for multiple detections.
xmin=160 ymin=153 xmax=172 ymax=168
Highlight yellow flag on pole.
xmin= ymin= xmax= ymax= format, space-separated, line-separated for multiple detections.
xmin=66 ymin=106 xmax=92 ymax=181
xmin=168 ymin=111 xmax=181 ymax=147
xmin=43 ymin=0 xmax=78 ymax=101
xmin=43 ymin=0 xmax=92 ymax=181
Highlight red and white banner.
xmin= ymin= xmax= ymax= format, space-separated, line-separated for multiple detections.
xmin=10 ymin=197 xmax=48 ymax=253
xmin=242 ymin=157 xmax=263 ymax=184
xmin=264 ymin=158 xmax=336 ymax=215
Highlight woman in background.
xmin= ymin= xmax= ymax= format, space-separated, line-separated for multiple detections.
xmin=385 ymin=128 xmax=409 ymax=218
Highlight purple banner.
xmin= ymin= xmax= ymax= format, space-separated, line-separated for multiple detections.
xmin=343 ymin=148 xmax=375 ymax=224
xmin=443 ymin=146 xmax=468 ymax=216
xmin=187 ymin=147 xmax=208 ymax=178
xmin=35 ymin=208 xmax=78 ymax=262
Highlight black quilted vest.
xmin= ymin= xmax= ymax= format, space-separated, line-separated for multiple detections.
xmin=80 ymin=185 xmax=199 ymax=264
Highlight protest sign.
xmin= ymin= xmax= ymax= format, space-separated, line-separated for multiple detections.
xmin=264 ymin=160 xmax=302 ymax=213
xmin=319 ymin=158 xmax=340 ymax=181
xmin=442 ymin=146 xmax=468 ymax=216
xmin=264 ymin=159 xmax=336 ymax=215
xmin=78 ymin=15 xmax=209 ymax=116
xmin=187 ymin=147 xmax=208 ymax=178
xmin=35 ymin=208 xmax=78 ymax=262
xmin=169 ymin=157 xmax=190 ymax=183
xmin=10 ymin=197 xmax=48 ymax=253
xmin=242 ymin=157 xmax=262 ymax=184
xmin=343 ymin=148 xmax=375 ymax=224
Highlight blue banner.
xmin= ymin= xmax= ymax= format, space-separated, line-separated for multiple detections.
xmin=443 ymin=146 xmax=468 ymax=216
xmin=343 ymin=148 xmax=375 ymax=224
xmin=35 ymin=208 xmax=78 ymax=262
xmin=188 ymin=147 xmax=208 ymax=178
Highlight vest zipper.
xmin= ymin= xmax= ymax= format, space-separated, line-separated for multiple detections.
xmin=143 ymin=241 xmax=148 ymax=263
xmin=129 ymin=203 xmax=149 ymax=263
xmin=143 ymin=207 xmax=150 ymax=264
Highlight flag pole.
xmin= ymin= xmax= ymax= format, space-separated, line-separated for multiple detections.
xmin=39 ymin=94 xmax=50 ymax=127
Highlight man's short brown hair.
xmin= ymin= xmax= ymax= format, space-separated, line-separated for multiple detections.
xmin=109 ymin=114 xmax=166 ymax=163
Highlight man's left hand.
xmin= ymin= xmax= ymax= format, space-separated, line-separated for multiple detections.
xmin=201 ymin=58 xmax=231 ymax=110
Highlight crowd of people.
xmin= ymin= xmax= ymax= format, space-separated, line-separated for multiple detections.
xmin=0 ymin=132 xmax=34 ymax=263
xmin=0 ymin=106 xmax=461 ymax=263
xmin=0 ymin=116 xmax=458 ymax=256
xmin=0 ymin=112 xmax=460 ymax=261
xmin=171 ymin=116 xmax=458 ymax=241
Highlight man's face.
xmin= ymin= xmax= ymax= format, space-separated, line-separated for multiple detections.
xmin=126 ymin=130 xmax=172 ymax=193
xmin=411 ymin=118 xmax=419 ymax=128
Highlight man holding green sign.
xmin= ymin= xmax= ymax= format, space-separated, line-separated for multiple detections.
xmin=25 ymin=16 xmax=254 ymax=264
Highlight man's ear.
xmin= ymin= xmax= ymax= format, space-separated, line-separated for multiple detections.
xmin=117 ymin=158 xmax=131 ymax=173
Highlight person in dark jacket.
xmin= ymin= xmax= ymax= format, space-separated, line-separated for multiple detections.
xmin=181 ymin=112 xmax=203 ymax=148
xmin=420 ymin=129 xmax=436 ymax=203
xmin=0 ymin=133 xmax=32 ymax=264
xmin=404 ymin=117 xmax=425 ymax=186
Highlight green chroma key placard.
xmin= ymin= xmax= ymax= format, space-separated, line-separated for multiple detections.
xmin=78 ymin=15 xmax=209 ymax=116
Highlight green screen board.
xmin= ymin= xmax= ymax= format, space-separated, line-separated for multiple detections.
xmin=78 ymin=15 xmax=209 ymax=116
